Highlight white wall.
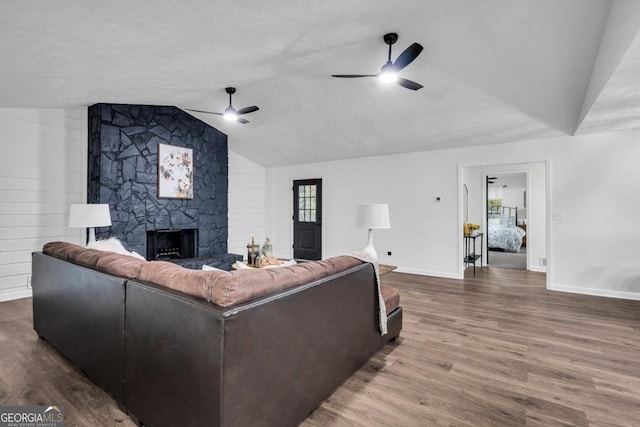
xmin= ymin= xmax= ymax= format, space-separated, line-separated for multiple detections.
xmin=490 ymin=173 xmax=527 ymax=213
xmin=268 ymin=129 xmax=640 ymax=299
xmin=228 ymin=151 xmax=266 ymax=259
xmin=548 ymin=131 xmax=640 ymax=299
xmin=0 ymin=108 xmax=86 ymax=301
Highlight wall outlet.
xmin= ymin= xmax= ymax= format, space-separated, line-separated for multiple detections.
xmin=27 ymin=275 xmax=32 ymax=288
xmin=541 ymin=257 xmax=547 ymax=267
xmin=552 ymin=211 xmax=565 ymax=221
xmin=387 ymin=251 xmax=392 ymax=256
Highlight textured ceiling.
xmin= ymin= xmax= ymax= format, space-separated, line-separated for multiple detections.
xmin=1 ymin=0 xmax=639 ymax=167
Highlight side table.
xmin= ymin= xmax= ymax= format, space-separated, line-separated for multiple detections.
xmin=463 ymin=233 xmax=483 ymax=277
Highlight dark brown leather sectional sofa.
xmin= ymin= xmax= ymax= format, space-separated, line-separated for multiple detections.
xmin=32 ymin=241 xmax=402 ymax=427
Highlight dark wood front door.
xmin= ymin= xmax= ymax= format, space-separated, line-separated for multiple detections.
xmin=293 ymin=179 xmax=322 ymax=260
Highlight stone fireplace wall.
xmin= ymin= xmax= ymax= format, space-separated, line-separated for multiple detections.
xmin=88 ymin=103 xmax=229 ymax=257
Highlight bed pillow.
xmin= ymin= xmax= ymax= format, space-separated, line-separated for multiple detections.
xmin=488 ymin=218 xmax=501 ymax=226
xmin=506 ymin=216 xmax=516 ymax=226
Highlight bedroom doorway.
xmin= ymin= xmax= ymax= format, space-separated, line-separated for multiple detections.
xmin=461 ymin=161 xmax=546 ymax=277
xmin=486 ymin=172 xmax=528 ymax=270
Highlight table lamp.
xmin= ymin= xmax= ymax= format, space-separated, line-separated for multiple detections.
xmin=68 ymin=204 xmax=112 ymax=244
xmin=356 ymin=204 xmax=390 ymax=260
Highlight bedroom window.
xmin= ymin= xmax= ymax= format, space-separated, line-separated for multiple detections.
xmin=488 ymin=198 xmax=502 ymax=214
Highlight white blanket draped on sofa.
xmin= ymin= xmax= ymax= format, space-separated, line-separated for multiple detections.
xmin=348 ymin=251 xmax=388 ymax=336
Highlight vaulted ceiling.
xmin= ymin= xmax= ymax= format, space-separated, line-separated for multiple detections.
xmin=2 ymin=1 xmax=639 ymax=167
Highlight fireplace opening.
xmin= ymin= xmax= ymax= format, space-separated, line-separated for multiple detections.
xmin=146 ymin=229 xmax=198 ymax=260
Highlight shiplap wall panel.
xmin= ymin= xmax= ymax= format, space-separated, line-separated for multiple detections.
xmin=1 ymin=251 xmax=32 ymax=265
xmin=1 ymin=214 xmax=70 ymax=228
xmin=228 ymin=151 xmax=266 ymax=259
xmin=0 ymin=202 xmax=69 ymax=215
xmin=0 ymin=178 xmax=82 ymax=192
xmin=0 ymin=108 xmax=86 ymax=301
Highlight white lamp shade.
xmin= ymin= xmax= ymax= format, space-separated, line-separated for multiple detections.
xmin=356 ymin=204 xmax=390 ymax=229
xmin=68 ymin=204 xmax=112 ymax=228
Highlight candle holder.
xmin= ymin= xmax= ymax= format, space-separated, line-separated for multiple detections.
xmin=246 ymin=235 xmax=260 ymax=266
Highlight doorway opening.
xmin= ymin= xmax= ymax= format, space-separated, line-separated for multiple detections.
xmin=461 ymin=161 xmax=547 ymax=278
xmin=486 ymin=172 xmax=527 ymax=270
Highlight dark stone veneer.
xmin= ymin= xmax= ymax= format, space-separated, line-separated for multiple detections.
xmin=88 ymin=103 xmax=233 ymax=260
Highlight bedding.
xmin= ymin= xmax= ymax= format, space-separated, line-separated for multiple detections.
xmin=488 ymin=221 xmax=525 ymax=252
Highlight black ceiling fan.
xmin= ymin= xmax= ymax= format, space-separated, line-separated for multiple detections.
xmin=186 ymin=87 xmax=259 ymax=124
xmin=331 ymin=33 xmax=424 ymax=90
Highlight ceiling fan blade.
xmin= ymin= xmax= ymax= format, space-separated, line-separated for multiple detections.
xmin=236 ymin=106 xmax=259 ymax=115
xmin=396 ymin=78 xmax=423 ymax=90
xmin=237 ymin=117 xmax=250 ymax=124
xmin=331 ymin=74 xmax=378 ymax=78
xmin=185 ymin=108 xmax=223 ymax=116
xmin=393 ymin=43 xmax=423 ymax=71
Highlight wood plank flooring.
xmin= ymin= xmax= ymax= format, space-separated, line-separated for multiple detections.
xmin=1 ymin=267 xmax=639 ymax=426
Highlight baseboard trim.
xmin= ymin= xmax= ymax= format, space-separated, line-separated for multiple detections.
xmin=395 ymin=267 xmax=462 ymax=280
xmin=528 ymin=266 xmax=547 ymax=273
xmin=0 ymin=288 xmax=33 ymax=302
xmin=549 ymin=284 xmax=640 ymax=301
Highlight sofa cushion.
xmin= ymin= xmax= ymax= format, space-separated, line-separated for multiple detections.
xmin=138 ymin=261 xmax=229 ymax=301
xmin=96 ymin=253 xmax=147 ymax=279
xmin=43 ymin=241 xmax=106 ymax=269
xmin=380 ymin=284 xmax=400 ymax=313
xmin=207 ymin=256 xmax=363 ymax=307
xmin=43 ymin=241 xmax=82 ymax=260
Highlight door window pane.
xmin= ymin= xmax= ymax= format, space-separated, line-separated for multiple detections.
xmin=298 ymin=184 xmax=317 ymax=223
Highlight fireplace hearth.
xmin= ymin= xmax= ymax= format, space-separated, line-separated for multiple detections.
xmin=146 ymin=229 xmax=198 ymax=261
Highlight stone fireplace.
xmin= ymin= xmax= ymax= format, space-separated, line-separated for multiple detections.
xmin=87 ymin=103 xmax=239 ymax=267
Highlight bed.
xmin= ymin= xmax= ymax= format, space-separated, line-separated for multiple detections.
xmin=488 ymin=206 xmax=526 ymax=252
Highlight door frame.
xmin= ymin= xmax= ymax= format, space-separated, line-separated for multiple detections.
xmin=458 ymin=160 xmax=550 ymax=289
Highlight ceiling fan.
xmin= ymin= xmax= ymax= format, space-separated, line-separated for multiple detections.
xmin=186 ymin=87 xmax=259 ymax=124
xmin=331 ymin=33 xmax=424 ymax=90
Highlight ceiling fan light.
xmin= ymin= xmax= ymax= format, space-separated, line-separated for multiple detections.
xmin=223 ymin=107 xmax=238 ymax=121
xmin=379 ymin=72 xmax=398 ymax=83
xmin=379 ymin=64 xmax=398 ymax=83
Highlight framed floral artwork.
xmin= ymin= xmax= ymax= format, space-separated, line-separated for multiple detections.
xmin=157 ymin=143 xmax=194 ymax=199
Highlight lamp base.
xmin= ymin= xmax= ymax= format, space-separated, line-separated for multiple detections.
xmin=361 ymin=228 xmax=378 ymax=261
xmin=88 ymin=227 xmax=97 ymax=245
